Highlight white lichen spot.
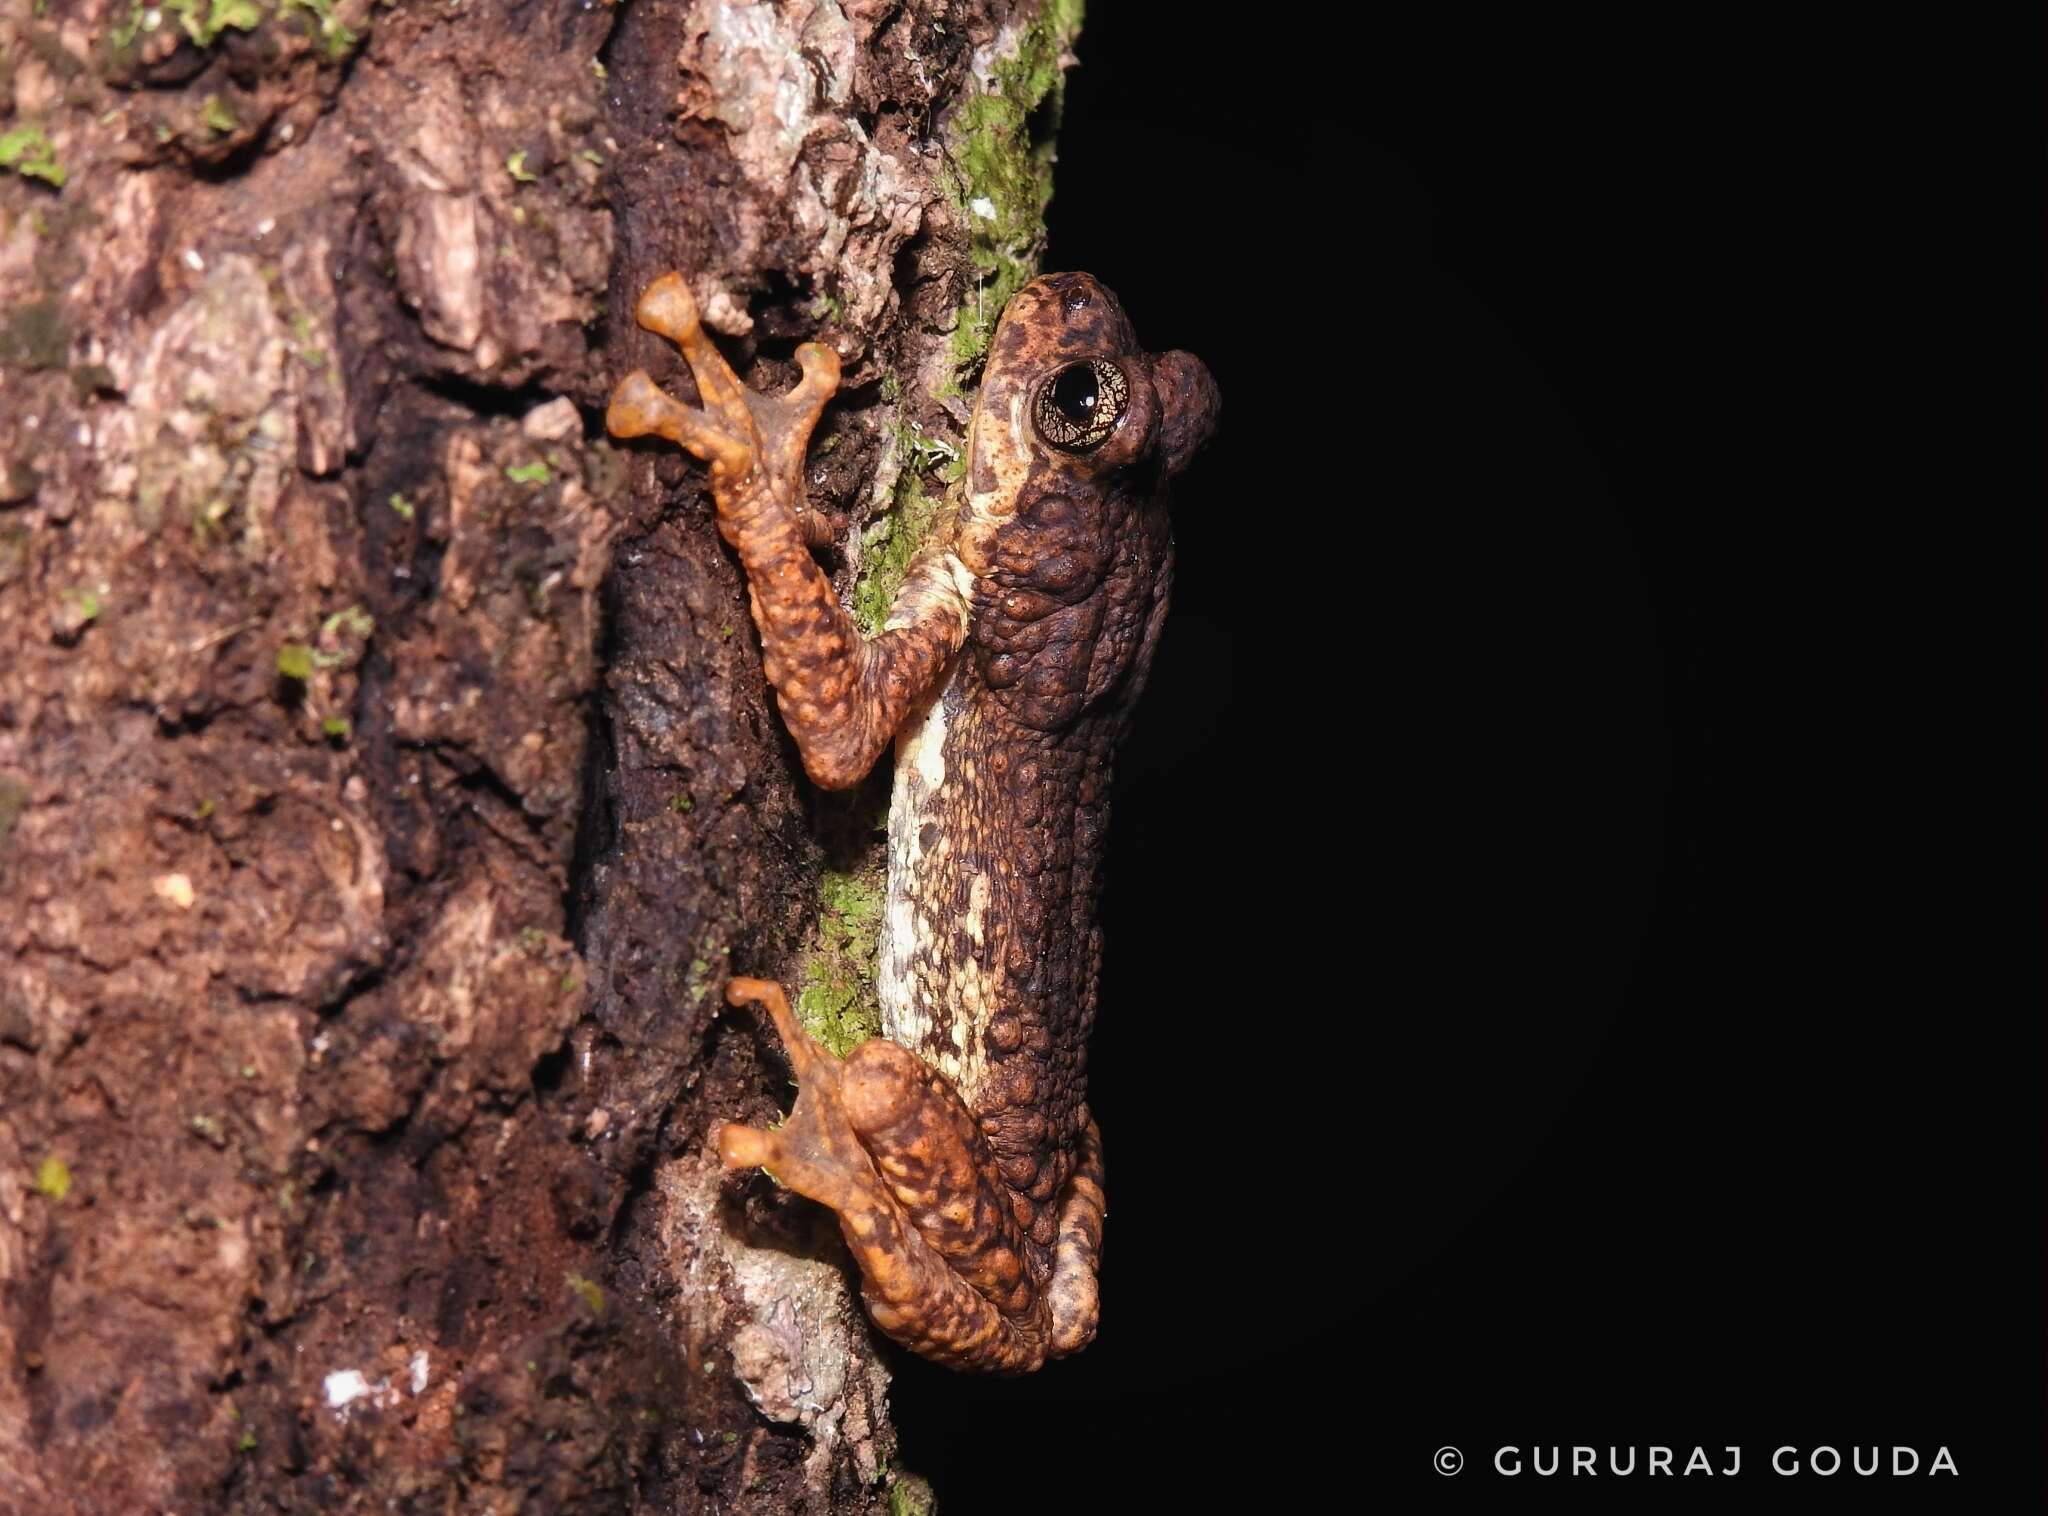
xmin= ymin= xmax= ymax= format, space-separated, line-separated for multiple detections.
xmin=325 ymin=1366 xmax=401 ymax=1417
xmin=520 ymin=395 xmax=580 ymax=441
xmin=969 ymin=196 xmax=997 ymax=221
xmin=409 ymin=1351 xmax=430 ymax=1395
xmin=324 ymin=1369 xmax=371 ymax=1410
xmin=183 ymin=249 xmax=205 ymax=272
xmin=154 ymin=873 xmax=196 ymax=910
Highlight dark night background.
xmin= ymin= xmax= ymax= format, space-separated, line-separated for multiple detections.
xmin=884 ymin=5 xmax=2030 ymax=1510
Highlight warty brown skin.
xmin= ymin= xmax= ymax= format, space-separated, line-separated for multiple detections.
xmin=609 ymin=271 xmax=1218 ymax=1372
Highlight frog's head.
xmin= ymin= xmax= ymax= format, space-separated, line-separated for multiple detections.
xmin=958 ymin=274 xmax=1218 ymax=728
xmin=963 ymin=273 xmax=1218 ymax=542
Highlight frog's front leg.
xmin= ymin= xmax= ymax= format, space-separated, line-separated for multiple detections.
xmin=607 ymin=274 xmax=967 ymax=790
xmin=716 ymin=979 xmax=1105 ymax=1372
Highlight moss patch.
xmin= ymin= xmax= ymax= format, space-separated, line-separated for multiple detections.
xmin=887 ymin=1473 xmax=937 ymax=1516
xmin=852 ymin=469 xmax=944 ymax=636
xmin=33 ymin=1154 xmax=70 ymax=1201
xmin=938 ymin=0 xmax=1084 ymax=391
xmin=110 ymin=0 xmax=356 ymax=63
xmin=0 ymin=125 xmax=66 ymax=189
xmin=795 ymin=866 xmax=885 ymax=1056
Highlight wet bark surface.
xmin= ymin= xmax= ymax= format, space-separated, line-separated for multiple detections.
xmin=0 ymin=0 xmax=1065 ymax=1509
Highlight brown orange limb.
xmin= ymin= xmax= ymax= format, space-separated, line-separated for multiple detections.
xmin=607 ymin=274 xmax=967 ymax=790
xmin=1046 ymin=1117 xmax=1107 ymax=1356
xmin=717 ymin=978 xmax=1100 ymax=1372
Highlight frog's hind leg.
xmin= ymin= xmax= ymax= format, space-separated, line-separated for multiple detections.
xmin=717 ymin=978 xmax=1059 ymax=1372
xmin=714 ymin=976 xmax=880 ymax=1217
xmin=1046 ymin=1115 xmax=1107 ymax=1358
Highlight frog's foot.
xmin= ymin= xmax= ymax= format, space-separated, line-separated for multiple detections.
xmin=714 ymin=975 xmax=879 ymax=1215
xmin=716 ymin=977 xmax=1065 ymax=1373
xmin=1046 ymin=1114 xmax=1106 ymax=1358
xmin=606 ymin=273 xmax=839 ymax=518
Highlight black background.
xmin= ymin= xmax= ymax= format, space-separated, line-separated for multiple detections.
xmin=886 ymin=5 xmax=2031 ymax=1509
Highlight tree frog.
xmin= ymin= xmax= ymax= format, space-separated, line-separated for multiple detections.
xmin=608 ymin=270 xmax=1217 ymax=1371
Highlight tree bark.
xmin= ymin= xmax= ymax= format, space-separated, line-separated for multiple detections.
xmin=0 ymin=0 xmax=1077 ymax=1508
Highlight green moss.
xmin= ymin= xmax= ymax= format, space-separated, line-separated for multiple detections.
xmin=795 ymin=865 xmax=885 ymax=1057
xmin=937 ymin=0 xmax=1084 ymax=390
xmin=116 ymin=0 xmax=352 ymax=61
xmin=565 ymin=1272 xmax=605 ymax=1314
xmin=506 ymin=460 xmax=550 ymax=485
xmin=679 ymin=945 xmax=723 ymax=1007
xmin=387 ymin=491 xmax=415 ymax=520
xmin=275 ymin=642 xmax=313 ymax=680
xmin=277 ymin=0 xmax=357 ymax=61
xmin=852 ymin=469 xmax=942 ymax=636
xmin=505 ymin=149 xmax=536 ymax=183
xmin=165 ymin=0 xmax=263 ymax=47
xmin=200 ymin=95 xmax=238 ymax=134
xmin=0 ymin=125 xmax=66 ymax=188
xmin=321 ymin=603 xmax=373 ymax=640
xmin=851 ymin=412 xmax=963 ymax=631
xmin=0 ymin=298 xmax=72 ymax=370
xmin=889 ymin=417 xmax=959 ymax=476
xmin=887 ymin=1473 xmax=937 ymax=1516
xmin=33 ymin=1154 xmax=70 ymax=1201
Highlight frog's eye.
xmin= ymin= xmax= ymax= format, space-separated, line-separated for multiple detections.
xmin=1032 ymin=359 xmax=1130 ymax=453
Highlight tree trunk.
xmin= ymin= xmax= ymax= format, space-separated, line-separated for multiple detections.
xmin=0 ymin=0 xmax=1077 ymax=1508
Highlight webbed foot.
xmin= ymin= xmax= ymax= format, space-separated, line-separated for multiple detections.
xmin=715 ymin=977 xmax=1102 ymax=1372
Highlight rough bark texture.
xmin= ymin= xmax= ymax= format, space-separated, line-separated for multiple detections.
xmin=0 ymin=0 xmax=1073 ymax=1509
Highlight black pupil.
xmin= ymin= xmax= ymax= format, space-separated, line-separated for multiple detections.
xmin=1049 ymin=364 xmax=1098 ymax=424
